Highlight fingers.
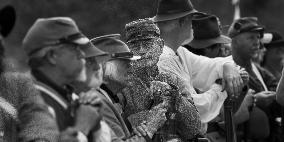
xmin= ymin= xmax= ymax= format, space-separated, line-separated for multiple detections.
xmin=133 ymin=123 xmax=148 ymax=137
xmin=233 ymin=77 xmax=241 ymax=98
xmin=79 ymin=91 xmax=102 ymax=107
xmin=225 ymin=78 xmax=234 ymax=96
xmin=60 ymin=128 xmax=80 ymax=142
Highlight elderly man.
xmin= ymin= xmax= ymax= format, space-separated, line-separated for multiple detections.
xmin=153 ymin=0 xmax=244 ymax=133
xmin=23 ymin=17 xmax=108 ymax=142
xmin=228 ymin=17 xmax=280 ymax=142
xmin=72 ymin=34 xmax=167 ymax=142
xmin=0 ymin=5 xmax=60 ymax=142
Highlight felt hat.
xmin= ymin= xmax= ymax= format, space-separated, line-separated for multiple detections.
xmin=188 ymin=14 xmax=231 ymax=49
xmin=23 ymin=17 xmax=107 ymax=58
xmin=261 ymin=32 xmax=284 ymax=48
xmin=91 ymin=34 xmax=141 ymax=60
xmin=152 ymin=0 xmax=200 ymax=22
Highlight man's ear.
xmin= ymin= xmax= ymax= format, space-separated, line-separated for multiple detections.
xmin=45 ymin=49 xmax=57 ymax=65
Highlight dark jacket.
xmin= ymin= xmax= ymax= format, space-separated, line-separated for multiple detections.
xmin=245 ymin=63 xmax=282 ymax=142
xmin=97 ymin=86 xmax=148 ymax=142
xmin=0 ymin=72 xmax=58 ymax=142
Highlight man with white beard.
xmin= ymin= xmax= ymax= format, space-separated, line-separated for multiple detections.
xmin=72 ymin=34 xmax=167 ymax=142
xmin=24 ymin=17 xmax=108 ymax=142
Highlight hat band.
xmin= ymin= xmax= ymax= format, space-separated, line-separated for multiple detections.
xmin=58 ymin=33 xmax=86 ymax=44
xmin=111 ymin=52 xmax=134 ymax=59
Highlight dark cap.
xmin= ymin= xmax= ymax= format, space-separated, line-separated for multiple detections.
xmin=261 ymin=32 xmax=284 ymax=48
xmin=228 ymin=17 xmax=264 ymax=38
xmin=91 ymin=34 xmax=141 ymax=60
xmin=0 ymin=5 xmax=16 ymax=37
xmin=188 ymin=14 xmax=231 ymax=49
xmin=23 ymin=17 xmax=107 ymax=58
xmin=152 ymin=0 xmax=200 ymax=22
xmin=125 ymin=18 xmax=160 ymax=43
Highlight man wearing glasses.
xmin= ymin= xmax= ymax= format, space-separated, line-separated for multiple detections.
xmin=23 ymin=17 xmax=108 ymax=142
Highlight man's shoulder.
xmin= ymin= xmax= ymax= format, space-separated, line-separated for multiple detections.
xmin=0 ymin=72 xmax=36 ymax=102
xmin=1 ymin=71 xmax=33 ymax=85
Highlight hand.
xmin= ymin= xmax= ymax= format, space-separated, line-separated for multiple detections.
xmin=255 ymin=91 xmax=276 ymax=107
xmin=222 ymin=63 xmax=244 ymax=98
xmin=59 ymin=127 xmax=80 ymax=142
xmin=241 ymin=89 xmax=256 ymax=108
xmin=133 ymin=123 xmax=148 ymax=137
xmin=79 ymin=90 xmax=103 ymax=107
xmin=239 ymin=68 xmax=249 ymax=85
xmin=144 ymin=103 xmax=167 ymax=138
xmin=74 ymin=104 xmax=102 ymax=135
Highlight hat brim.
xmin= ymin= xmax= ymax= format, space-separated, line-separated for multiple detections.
xmin=249 ymin=27 xmax=264 ymax=33
xmin=78 ymin=40 xmax=109 ymax=58
xmin=0 ymin=5 xmax=16 ymax=37
xmin=114 ymin=55 xmax=141 ymax=61
xmin=265 ymin=41 xmax=284 ymax=48
xmin=240 ymin=26 xmax=264 ymax=36
xmin=152 ymin=9 xmax=199 ymax=22
xmin=188 ymin=35 xmax=231 ymax=49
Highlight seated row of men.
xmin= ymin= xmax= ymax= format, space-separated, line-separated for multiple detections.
xmin=1 ymin=0 xmax=284 ymax=142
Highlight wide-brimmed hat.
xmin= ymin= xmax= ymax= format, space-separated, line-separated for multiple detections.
xmin=228 ymin=17 xmax=264 ymax=38
xmin=261 ymin=32 xmax=284 ymax=49
xmin=23 ymin=17 xmax=107 ymax=58
xmin=0 ymin=5 xmax=16 ymax=37
xmin=152 ymin=0 xmax=200 ymax=22
xmin=91 ymin=34 xmax=141 ymax=61
xmin=188 ymin=14 xmax=231 ymax=49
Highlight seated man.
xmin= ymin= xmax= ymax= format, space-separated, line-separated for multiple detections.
xmin=23 ymin=17 xmax=108 ymax=142
xmin=228 ymin=17 xmax=280 ymax=142
xmin=0 ymin=5 xmax=59 ymax=142
xmin=153 ymin=0 xmax=245 ymax=134
xmin=72 ymin=33 xmax=167 ymax=141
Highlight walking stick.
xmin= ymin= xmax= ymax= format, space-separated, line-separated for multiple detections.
xmin=225 ymin=0 xmax=241 ymax=139
xmin=224 ymin=95 xmax=237 ymax=142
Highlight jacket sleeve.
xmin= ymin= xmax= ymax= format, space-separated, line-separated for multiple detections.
xmin=258 ymin=65 xmax=278 ymax=91
xmin=13 ymin=73 xmax=59 ymax=142
xmin=158 ymin=52 xmax=228 ymax=123
xmin=192 ymin=84 xmax=227 ymax=123
xmin=111 ymin=129 xmax=147 ymax=142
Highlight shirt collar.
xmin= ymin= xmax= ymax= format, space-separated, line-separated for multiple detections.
xmin=32 ymin=69 xmax=74 ymax=101
xmin=163 ymin=45 xmax=177 ymax=56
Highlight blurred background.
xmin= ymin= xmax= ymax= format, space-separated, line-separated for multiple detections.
xmin=1 ymin=0 xmax=284 ymax=71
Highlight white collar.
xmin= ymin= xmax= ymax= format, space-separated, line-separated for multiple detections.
xmin=163 ymin=45 xmax=176 ymax=56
